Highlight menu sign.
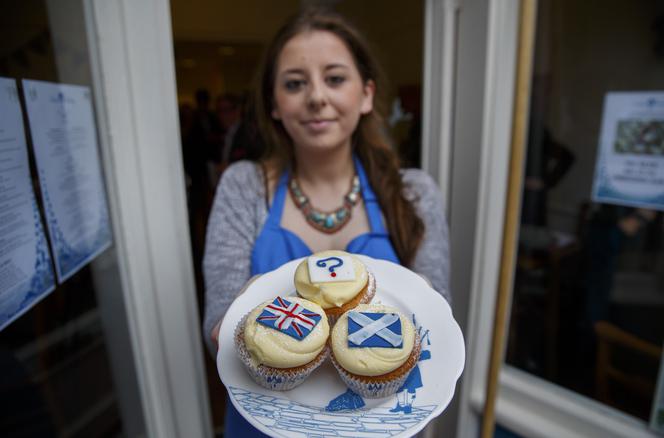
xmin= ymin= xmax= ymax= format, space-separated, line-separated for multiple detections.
xmin=22 ymin=79 xmax=112 ymax=282
xmin=0 ymin=77 xmax=56 ymax=330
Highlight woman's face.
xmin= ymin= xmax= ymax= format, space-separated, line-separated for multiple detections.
xmin=271 ymin=30 xmax=374 ymax=154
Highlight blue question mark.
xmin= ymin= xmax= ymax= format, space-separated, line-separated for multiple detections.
xmin=316 ymin=257 xmax=344 ymax=277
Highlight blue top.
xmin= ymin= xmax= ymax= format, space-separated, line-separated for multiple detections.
xmin=226 ymin=156 xmax=399 ymax=437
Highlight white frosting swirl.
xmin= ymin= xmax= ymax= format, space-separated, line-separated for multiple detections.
xmin=331 ymin=304 xmax=416 ymax=376
xmin=243 ymin=297 xmax=329 ymax=369
xmin=295 ymin=250 xmax=368 ymax=309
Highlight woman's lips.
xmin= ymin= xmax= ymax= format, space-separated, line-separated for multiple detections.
xmin=303 ymin=119 xmax=335 ymax=132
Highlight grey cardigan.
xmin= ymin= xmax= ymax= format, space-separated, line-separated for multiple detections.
xmin=203 ymin=161 xmax=450 ymax=353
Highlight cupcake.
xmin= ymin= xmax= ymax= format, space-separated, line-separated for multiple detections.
xmin=235 ymin=296 xmax=330 ymax=390
xmin=294 ymin=250 xmax=376 ymax=324
xmin=329 ymin=303 xmax=421 ymax=398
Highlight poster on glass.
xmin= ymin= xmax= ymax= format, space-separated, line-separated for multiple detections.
xmin=0 ymin=77 xmax=56 ymax=331
xmin=592 ymin=92 xmax=664 ymax=211
xmin=22 ymin=79 xmax=112 ymax=283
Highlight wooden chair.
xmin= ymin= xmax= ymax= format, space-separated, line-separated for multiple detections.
xmin=594 ymin=321 xmax=662 ymax=406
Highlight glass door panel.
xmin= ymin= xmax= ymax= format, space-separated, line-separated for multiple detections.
xmin=506 ymin=0 xmax=664 ymax=425
xmin=0 ymin=1 xmax=145 ymax=436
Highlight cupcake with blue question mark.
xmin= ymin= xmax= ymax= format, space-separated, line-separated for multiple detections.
xmin=294 ymin=250 xmax=376 ymax=324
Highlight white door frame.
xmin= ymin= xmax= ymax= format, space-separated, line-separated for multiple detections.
xmin=85 ymin=0 xmax=213 ymax=436
xmin=421 ymin=0 xmax=460 ymax=215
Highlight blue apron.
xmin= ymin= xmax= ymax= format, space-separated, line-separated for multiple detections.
xmin=225 ymin=156 xmax=399 ymax=437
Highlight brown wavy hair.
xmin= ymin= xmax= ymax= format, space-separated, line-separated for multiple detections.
xmin=253 ymin=8 xmax=424 ymax=266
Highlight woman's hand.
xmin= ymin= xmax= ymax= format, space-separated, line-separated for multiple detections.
xmin=210 ymin=274 xmax=262 ymax=349
xmin=211 ymin=320 xmax=222 ymax=347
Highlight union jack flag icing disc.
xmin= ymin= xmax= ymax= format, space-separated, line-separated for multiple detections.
xmin=256 ymin=297 xmax=322 ymax=340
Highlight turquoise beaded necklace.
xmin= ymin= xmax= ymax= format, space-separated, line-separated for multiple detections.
xmin=288 ymin=174 xmax=361 ymax=233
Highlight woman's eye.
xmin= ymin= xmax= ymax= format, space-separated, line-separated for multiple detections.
xmin=327 ymin=75 xmax=346 ymax=86
xmin=284 ymin=79 xmax=304 ymax=91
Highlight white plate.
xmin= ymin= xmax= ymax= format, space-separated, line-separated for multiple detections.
xmin=217 ymin=255 xmax=465 ymax=438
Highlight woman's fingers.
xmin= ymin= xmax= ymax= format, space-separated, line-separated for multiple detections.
xmin=211 ymin=274 xmax=262 ymax=347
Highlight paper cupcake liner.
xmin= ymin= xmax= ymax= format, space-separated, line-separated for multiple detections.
xmin=330 ymin=333 xmax=422 ymax=399
xmin=234 ymin=313 xmax=329 ymax=391
xmin=362 ymin=270 xmax=377 ymax=304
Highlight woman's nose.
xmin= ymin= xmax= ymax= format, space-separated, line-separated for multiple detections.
xmin=307 ymin=79 xmax=327 ymax=110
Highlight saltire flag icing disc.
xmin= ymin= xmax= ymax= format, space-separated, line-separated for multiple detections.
xmin=347 ymin=311 xmax=403 ymax=348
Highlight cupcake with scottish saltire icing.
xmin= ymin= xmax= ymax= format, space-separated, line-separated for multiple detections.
xmin=330 ymin=303 xmax=421 ymax=398
xmin=294 ymin=250 xmax=376 ymax=324
xmin=235 ymin=296 xmax=330 ymax=390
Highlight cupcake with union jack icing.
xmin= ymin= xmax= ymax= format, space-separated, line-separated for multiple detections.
xmin=235 ymin=296 xmax=330 ymax=390
xmin=294 ymin=250 xmax=376 ymax=324
xmin=330 ymin=303 xmax=421 ymax=398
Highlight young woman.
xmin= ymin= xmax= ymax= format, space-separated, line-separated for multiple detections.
xmin=203 ymin=8 xmax=450 ymax=437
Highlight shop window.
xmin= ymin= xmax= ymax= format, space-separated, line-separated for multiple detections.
xmin=505 ymin=0 xmax=664 ymax=425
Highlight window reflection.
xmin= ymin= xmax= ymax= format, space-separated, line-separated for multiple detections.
xmin=506 ymin=0 xmax=664 ymax=423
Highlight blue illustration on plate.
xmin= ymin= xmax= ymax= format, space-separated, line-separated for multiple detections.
xmin=391 ymin=314 xmax=431 ymax=414
xmin=230 ymin=386 xmax=435 ymax=438
xmin=325 ymin=389 xmax=365 ymax=411
xmin=325 ymin=313 xmax=432 ymax=416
